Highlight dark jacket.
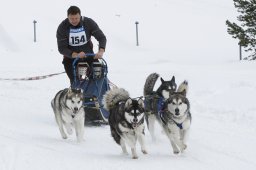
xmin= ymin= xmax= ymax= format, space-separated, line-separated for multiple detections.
xmin=56 ymin=16 xmax=106 ymax=58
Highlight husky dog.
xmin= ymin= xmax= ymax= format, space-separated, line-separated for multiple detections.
xmin=160 ymin=80 xmax=191 ymax=154
xmin=143 ymin=73 xmax=177 ymax=141
xmin=103 ymin=88 xmax=147 ymax=159
xmin=51 ymin=88 xmax=85 ymax=143
xmin=144 ymin=73 xmax=177 ymax=99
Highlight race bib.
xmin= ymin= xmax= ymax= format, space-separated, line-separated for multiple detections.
xmin=69 ymin=26 xmax=87 ymax=46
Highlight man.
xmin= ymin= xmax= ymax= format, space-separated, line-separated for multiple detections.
xmin=57 ymin=6 xmax=107 ymax=85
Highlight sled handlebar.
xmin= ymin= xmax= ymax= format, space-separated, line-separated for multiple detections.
xmin=72 ymin=53 xmax=95 ymax=67
xmin=72 ymin=53 xmax=108 ymax=84
xmin=72 ymin=53 xmax=107 ymax=67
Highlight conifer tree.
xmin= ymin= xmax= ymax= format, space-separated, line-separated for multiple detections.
xmin=226 ymin=0 xmax=256 ymax=60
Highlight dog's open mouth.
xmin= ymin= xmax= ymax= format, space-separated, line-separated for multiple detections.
xmin=71 ymin=109 xmax=80 ymax=118
xmin=71 ymin=112 xmax=77 ymax=118
xmin=132 ymin=122 xmax=139 ymax=128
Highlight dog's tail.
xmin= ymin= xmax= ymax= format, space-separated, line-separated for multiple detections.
xmin=177 ymin=80 xmax=188 ymax=95
xmin=103 ymin=87 xmax=130 ymax=111
xmin=144 ymin=73 xmax=160 ymax=96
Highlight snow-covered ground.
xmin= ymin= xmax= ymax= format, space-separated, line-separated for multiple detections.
xmin=0 ymin=0 xmax=256 ymax=169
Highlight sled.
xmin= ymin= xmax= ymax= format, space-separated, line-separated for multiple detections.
xmin=71 ymin=54 xmax=110 ymax=126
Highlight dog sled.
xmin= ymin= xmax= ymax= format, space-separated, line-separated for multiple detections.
xmin=71 ymin=54 xmax=110 ymax=126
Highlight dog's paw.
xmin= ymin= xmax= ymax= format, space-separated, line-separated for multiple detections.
xmin=180 ymin=144 xmax=187 ymax=153
xmin=173 ymin=150 xmax=180 ymax=154
xmin=182 ymin=144 xmax=187 ymax=151
xmin=132 ymin=155 xmax=138 ymax=159
xmin=61 ymin=134 xmax=68 ymax=139
xmin=142 ymin=149 xmax=148 ymax=154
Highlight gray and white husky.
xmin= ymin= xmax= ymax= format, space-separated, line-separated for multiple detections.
xmin=159 ymin=81 xmax=191 ymax=154
xmin=103 ymin=88 xmax=147 ymax=159
xmin=143 ymin=73 xmax=177 ymax=141
xmin=51 ymin=88 xmax=85 ymax=143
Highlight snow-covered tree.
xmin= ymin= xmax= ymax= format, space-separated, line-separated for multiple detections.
xmin=226 ymin=0 xmax=256 ymax=60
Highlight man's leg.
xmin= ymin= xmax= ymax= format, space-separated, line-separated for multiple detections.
xmin=62 ymin=57 xmax=74 ymax=85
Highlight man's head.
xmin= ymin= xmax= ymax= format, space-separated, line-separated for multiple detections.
xmin=67 ymin=6 xmax=81 ymax=26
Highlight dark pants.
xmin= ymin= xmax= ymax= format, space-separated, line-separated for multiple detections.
xmin=62 ymin=57 xmax=96 ymax=85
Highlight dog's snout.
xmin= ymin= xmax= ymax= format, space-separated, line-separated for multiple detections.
xmin=175 ymin=108 xmax=179 ymax=115
xmin=74 ymin=107 xmax=78 ymax=112
xmin=133 ymin=118 xmax=138 ymax=123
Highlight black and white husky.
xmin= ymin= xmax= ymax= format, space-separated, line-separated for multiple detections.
xmin=103 ymin=88 xmax=147 ymax=159
xmin=160 ymin=81 xmax=191 ymax=154
xmin=143 ymin=73 xmax=177 ymax=141
xmin=51 ymin=88 xmax=85 ymax=143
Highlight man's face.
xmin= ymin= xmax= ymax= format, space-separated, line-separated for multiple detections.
xmin=68 ymin=13 xmax=81 ymax=26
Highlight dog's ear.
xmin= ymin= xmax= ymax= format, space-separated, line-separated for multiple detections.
xmin=163 ymin=98 xmax=171 ymax=109
xmin=160 ymin=77 xmax=164 ymax=83
xmin=68 ymin=87 xmax=72 ymax=92
xmin=67 ymin=87 xmax=72 ymax=96
xmin=78 ymin=89 xmax=84 ymax=98
xmin=177 ymin=80 xmax=188 ymax=95
xmin=125 ymin=98 xmax=133 ymax=108
xmin=180 ymin=89 xmax=187 ymax=97
xmin=137 ymin=98 xmax=144 ymax=108
xmin=171 ymin=76 xmax=175 ymax=82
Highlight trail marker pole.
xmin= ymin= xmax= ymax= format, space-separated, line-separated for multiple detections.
xmin=135 ymin=21 xmax=139 ymax=46
xmin=33 ymin=20 xmax=37 ymax=42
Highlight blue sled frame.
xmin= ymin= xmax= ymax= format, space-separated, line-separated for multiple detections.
xmin=71 ymin=54 xmax=110 ymax=125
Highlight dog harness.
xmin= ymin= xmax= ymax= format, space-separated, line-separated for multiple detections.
xmin=159 ymin=110 xmax=189 ymax=130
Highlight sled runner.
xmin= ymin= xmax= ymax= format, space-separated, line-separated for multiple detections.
xmin=71 ymin=54 xmax=110 ymax=126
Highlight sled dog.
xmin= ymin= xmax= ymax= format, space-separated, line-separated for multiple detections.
xmin=103 ymin=88 xmax=147 ymax=159
xmin=159 ymin=80 xmax=191 ymax=154
xmin=143 ymin=73 xmax=177 ymax=141
xmin=51 ymin=88 xmax=85 ymax=143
